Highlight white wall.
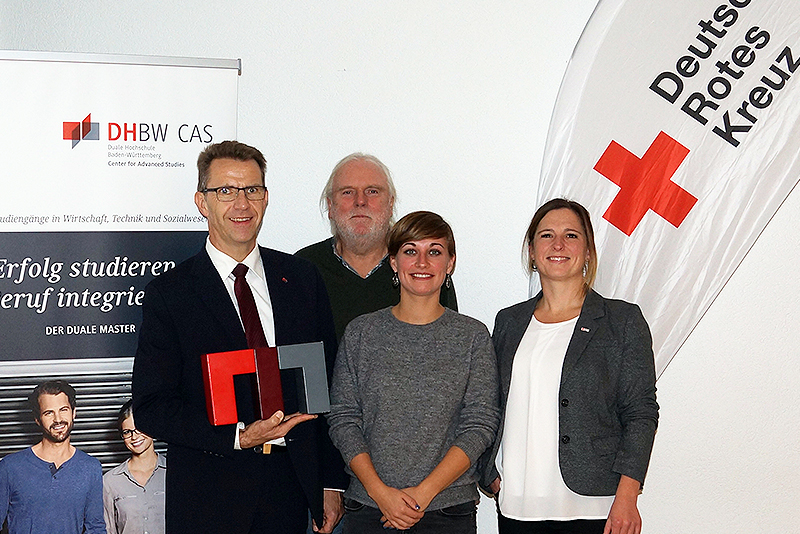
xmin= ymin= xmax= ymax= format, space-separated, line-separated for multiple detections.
xmin=3 ymin=1 xmax=798 ymax=532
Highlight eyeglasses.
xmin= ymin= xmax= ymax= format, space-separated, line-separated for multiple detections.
xmin=202 ymin=185 xmax=267 ymax=202
xmin=120 ymin=428 xmax=144 ymax=439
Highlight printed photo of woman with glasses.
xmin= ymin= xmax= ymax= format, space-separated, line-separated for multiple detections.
xmin=103 ymin=399 xmax=166 ymax=534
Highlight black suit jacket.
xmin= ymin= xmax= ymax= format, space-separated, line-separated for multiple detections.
xmin=132 ymin=246 xmax=347 ymax=532
xmin=478 ymin=290 xmax=658 ymax=496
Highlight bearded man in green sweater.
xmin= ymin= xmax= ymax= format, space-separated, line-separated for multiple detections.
xmin=296 ymin=153 xmax=457 ymax=342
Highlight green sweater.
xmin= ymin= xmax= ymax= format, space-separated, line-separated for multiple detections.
xmin=295 ymin=237 xmax=458 ymax=341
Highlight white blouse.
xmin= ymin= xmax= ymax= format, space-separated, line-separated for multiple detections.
xmin=496 ymin=314 xmax=614 ymax=521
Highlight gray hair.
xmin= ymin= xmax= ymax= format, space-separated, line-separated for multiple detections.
xmin=320 ymin=153 xmax=397 ymax=222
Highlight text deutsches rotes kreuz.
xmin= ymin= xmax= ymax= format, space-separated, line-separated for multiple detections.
xmin=649 ymin=0 xmax=797 ymax=147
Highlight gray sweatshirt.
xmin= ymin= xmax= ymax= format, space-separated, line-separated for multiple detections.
xmin=327 ymin=307 xmax=500 ymax=511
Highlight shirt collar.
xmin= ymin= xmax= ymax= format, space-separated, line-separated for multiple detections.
xmin=330 ymin=237 xmax=388 ymax=278
xmin=205 ymin=238 xmax=265 ymax=282
xmin=112 ymin=453 xmax=166 ymax=488
xmin=111 ymin=452 xmax=166 ymax=478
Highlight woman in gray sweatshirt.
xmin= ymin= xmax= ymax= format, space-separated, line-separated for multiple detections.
xmin=328 ymin=211 xmax=500 ymax=533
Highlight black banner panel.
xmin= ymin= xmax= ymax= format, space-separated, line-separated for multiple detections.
xmin=0 ymin=231 xmax=206 ymax=360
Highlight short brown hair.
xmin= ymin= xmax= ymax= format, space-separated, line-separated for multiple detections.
xmin=197 ymin=140 xmax=267 ymax=191
xmin=29 ymin=380 xmax=76 ymax=421
xmin=524 ymin=198 xmax=597 ymax=291
xmin=387 ymin=211 xmax=456 ymax=272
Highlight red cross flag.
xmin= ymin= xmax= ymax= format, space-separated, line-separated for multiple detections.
xmin=536 ymin=0 xmax=800 ymax=375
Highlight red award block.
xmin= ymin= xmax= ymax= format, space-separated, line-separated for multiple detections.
xmin=202 ymin=348 xmax=284 ymax=426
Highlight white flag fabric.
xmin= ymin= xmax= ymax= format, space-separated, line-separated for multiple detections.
xmin=536 ymin=0 xmax=800 ymax=375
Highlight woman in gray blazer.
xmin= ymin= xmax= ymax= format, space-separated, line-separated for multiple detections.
xmin=478 ymin=199 xmax=658 ymax=534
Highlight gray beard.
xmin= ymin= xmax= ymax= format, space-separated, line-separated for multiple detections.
xmin=332 ymin=211 xmax=391 ymax=256
xmin=335 ymin=224 xmax=388 ymax=256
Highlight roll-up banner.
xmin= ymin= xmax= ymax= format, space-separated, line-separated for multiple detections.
xmin=0 ymin=51 xmax=240 ymax=362
xmin=535 ymin=0 xmax=800 ymax=376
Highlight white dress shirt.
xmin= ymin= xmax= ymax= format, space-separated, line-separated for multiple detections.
xmin=204 ymin=239 xmax=284 ymax=448
xmin=205 ymin=239 xmax=276 ymax=347
xmin=497 ymin=314 xmax=614 ymax=520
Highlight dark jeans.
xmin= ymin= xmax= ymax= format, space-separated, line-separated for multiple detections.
xmin=498 ymin=514 xmax=606 ymax=534
xmin=343 ymin=498 xmax=477 ymax=533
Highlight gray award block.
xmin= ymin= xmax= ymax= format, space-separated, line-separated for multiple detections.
xmin=277 ymin=341 xmax=330 ymax=414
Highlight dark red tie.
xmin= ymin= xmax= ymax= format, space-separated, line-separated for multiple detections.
xmin=232 ymin=264 xmax=283 ymax=419
xmin=233 ymin=264 xmax=268 ymax=348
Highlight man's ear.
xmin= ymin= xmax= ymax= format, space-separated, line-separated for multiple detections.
xmin=195 ymin=191 xmax=209 ymax=218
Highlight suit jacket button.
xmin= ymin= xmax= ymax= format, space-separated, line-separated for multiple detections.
xmin=253 ymin=445 xmax=263 ymax=454
xmin=561 ymin=435 xmax=570 ymax=444
xmin=560 ymin=398 xmax=569 ymax=407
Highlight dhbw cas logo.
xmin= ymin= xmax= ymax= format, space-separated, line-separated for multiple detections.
xmin=63 ymin=114 xmax=100 ymax=148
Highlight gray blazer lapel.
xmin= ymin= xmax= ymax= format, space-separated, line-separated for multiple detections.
xmin=561 ymin=290 xmax=605 ymax=384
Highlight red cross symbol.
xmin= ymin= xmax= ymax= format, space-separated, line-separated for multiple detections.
xmin=594 ymin=131 xmax=697 ymax=236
